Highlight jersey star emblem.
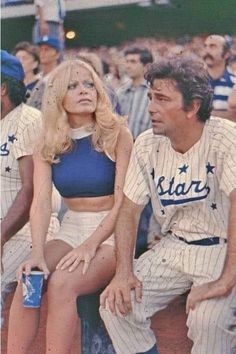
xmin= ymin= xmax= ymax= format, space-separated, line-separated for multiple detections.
xmin=178 ymin=164 xmax=188 ymax=174
xmin=8 ymin=134 xmax=17 ymax=143
xmin=161 ymin=209 xmax=165 ymax=215
xmin=5 ymin=166 xmax=11 ymax=172
xmin=211 ymin=203 xmax=217 ymax=210
xmin=206 ymin=162 xmax=215 ymax=174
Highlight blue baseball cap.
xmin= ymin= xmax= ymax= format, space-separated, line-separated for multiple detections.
xmin=1 ymin=50 xmax=25 ymax=82
xmin=37 ymin=36 xmax=62 ymax=52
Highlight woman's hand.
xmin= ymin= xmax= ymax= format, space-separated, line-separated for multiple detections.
xmin=56 ymin=242 xmax=97 ymax=274
xmin=17 ymin=256 xmax=49 ymax=281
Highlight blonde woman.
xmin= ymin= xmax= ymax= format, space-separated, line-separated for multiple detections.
xmin=7 ymin=59 xmax=133 ymax=353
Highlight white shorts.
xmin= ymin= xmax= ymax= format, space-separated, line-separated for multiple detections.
xmin=54 ymin=210 xmax=114 ymax=248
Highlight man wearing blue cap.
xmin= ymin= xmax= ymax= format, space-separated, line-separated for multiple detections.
xmin=27 ymin=36 xmax=61 ymax=110
xmin=0 ymin=50 xmax=60 ymax=327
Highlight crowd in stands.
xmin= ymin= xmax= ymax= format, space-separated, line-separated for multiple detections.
xmin=1 ymin=13 xmax=236 ymax=351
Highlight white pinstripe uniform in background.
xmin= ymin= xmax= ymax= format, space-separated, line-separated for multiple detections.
xmin=100 ymin=117 xmax=236 ymax=354
xmin=0 ymin=103 xmax=61 ymax=326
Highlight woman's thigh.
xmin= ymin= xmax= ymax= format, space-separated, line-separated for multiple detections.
xmin=44 ymin=240 xmax=73 ymax=272
xmin=48 ymin=245 xmax=116 ymax=296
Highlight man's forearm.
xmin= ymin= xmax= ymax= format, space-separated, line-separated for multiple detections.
xmin=1 ymin=187 xmax=33 ymax=244
xmin=219 ymin=190 xmax=236 ymax=289
xmin=115 ymin=198 xmax=143 ymax=274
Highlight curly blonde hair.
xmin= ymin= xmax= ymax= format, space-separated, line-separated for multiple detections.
xmin=40 ymin=59 xmax=126 ymax=163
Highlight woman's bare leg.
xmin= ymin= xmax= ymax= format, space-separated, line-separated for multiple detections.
xmin=46 ymin=245 xmax=116 ymax=354
xmin=7 ymin=240 xmax=72 ymax=354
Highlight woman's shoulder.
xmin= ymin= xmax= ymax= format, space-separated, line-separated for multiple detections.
xmin=118 ymin=124 xmax=133 ymax=142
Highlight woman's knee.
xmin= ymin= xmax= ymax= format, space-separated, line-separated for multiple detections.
xmin=47 ymin=270 xmax=78 ymax=299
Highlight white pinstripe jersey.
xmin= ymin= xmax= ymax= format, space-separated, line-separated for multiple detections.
xmin=0 ymin=103 xmax=42 ymax=239
xmin=124 ymin=117 xmax=236 ymax=242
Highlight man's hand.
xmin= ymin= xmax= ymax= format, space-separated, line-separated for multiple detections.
xmin=186 ymin=280 xmax=232 ymax=314
xmin=100 ymin=272 xmax=142 ymax=316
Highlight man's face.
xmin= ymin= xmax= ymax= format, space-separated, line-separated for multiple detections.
xmin=38 ymin=44 xmax=59 ymax=65
xmin=124 ymin=54 xmax=145 ymax=80
xmin=203 ymin=35 xmax=227 ymax=68
xmin=148 ymin=79 xmax=186 ymax=138
xmin=15 ymin=50 xmax=38 ymax=76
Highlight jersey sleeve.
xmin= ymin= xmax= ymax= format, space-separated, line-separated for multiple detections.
xmin=13 ymin=116 xmax=42 ymax=160
xmin=219 ymin=141 xmax=236 ymax=196
xmin=123 ymin=138 xmax=151 ymax=206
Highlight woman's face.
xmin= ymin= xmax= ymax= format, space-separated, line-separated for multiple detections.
xmin=62 ymin=66 xmax=98 ymax=118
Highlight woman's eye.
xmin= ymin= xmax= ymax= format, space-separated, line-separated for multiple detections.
xmin=67 ymin=82 xmax=77 ymax=90
xmin=83 ymin=81 xmax=95 ymax=89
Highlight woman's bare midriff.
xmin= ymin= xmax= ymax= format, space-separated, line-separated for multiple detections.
xmin=63 ymin=194 xmax=114 ymax=212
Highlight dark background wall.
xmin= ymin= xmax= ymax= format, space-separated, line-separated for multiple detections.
xmin=2 ymin=0 xmax=236 ymax=51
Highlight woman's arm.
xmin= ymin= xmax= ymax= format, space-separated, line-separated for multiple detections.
xmin=87 ymin=126 xmax=133 ymax=247
xmin=17 ymin=152 xmax=53 ymax=279
xmin=30 ymin=152 xmax=52 ymax=258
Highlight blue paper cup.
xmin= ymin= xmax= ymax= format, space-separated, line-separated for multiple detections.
xmin=22 ymin=271 xmax=44 ymax=308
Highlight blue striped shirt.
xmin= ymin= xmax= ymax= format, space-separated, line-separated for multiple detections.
xmin=117 ymin=80 xmax=151 ymax=140
xmin=209 ymin=68 xmax=236 ymax=110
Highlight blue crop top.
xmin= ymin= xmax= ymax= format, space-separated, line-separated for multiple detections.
xmin=52 ymin=135 xmax=116 ymax=198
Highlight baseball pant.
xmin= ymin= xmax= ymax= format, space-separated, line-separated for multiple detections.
xmin=100 ymin=235 xmax=236 ymax=354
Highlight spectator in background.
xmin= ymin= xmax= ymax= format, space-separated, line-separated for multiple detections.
xmin=32 ymin=0 xmax=66 ymax=49
xmin=203 ymin=34 xmax=236 ymax=121
xmin=117 ymin=47 xmax=154 ymax=258
xmin=12 ymin=41 xmax=40 ymax=95
xmin=229 ymin=54 xmax=236 ymax=75
xmin=118 ymin=47 xmax=153 ymax=140
xmin=27 ymin=36 xmax=62 ymax=110
xmin=0 ymin=50 xmax=61 ymax=327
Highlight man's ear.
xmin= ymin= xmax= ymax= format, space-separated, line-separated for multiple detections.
xmin=223 ymin=51 xmax=231 ymax=61
xmin=186 ymin=99 xmax=201 ymax=119
xmin=1 ymin=83 xmax=8 ymax=97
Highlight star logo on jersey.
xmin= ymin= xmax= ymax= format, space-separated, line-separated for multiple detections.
xmin=178 ymin=164 xmax=188 ymax=174
xmin=206 ymin=162 xmax=215 ymax=174
xmin=211 ymin=203 xmax=217 ymax=210
xmin=151 ymin=168 xmax=155 ymax=179
xmin=5 ymin=166 xmax=11 ymax=172
xmin=161 ymin=209 xmax=165 ymax=215
xmin=8 ymin=134 xmax=17 ymax=143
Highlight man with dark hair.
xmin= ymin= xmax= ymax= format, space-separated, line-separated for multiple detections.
xmin=203 ymin=34 xmax=236 ymax=121
xmin=0 ymin=50 xmax=60 ymax=327
xmin=100 ymin=57 xmax=236 ymax=354
xmin=118 ymin=47 xmax=153 ymax=139
xmin=12 ymin=41 xmax=40 ymax=94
